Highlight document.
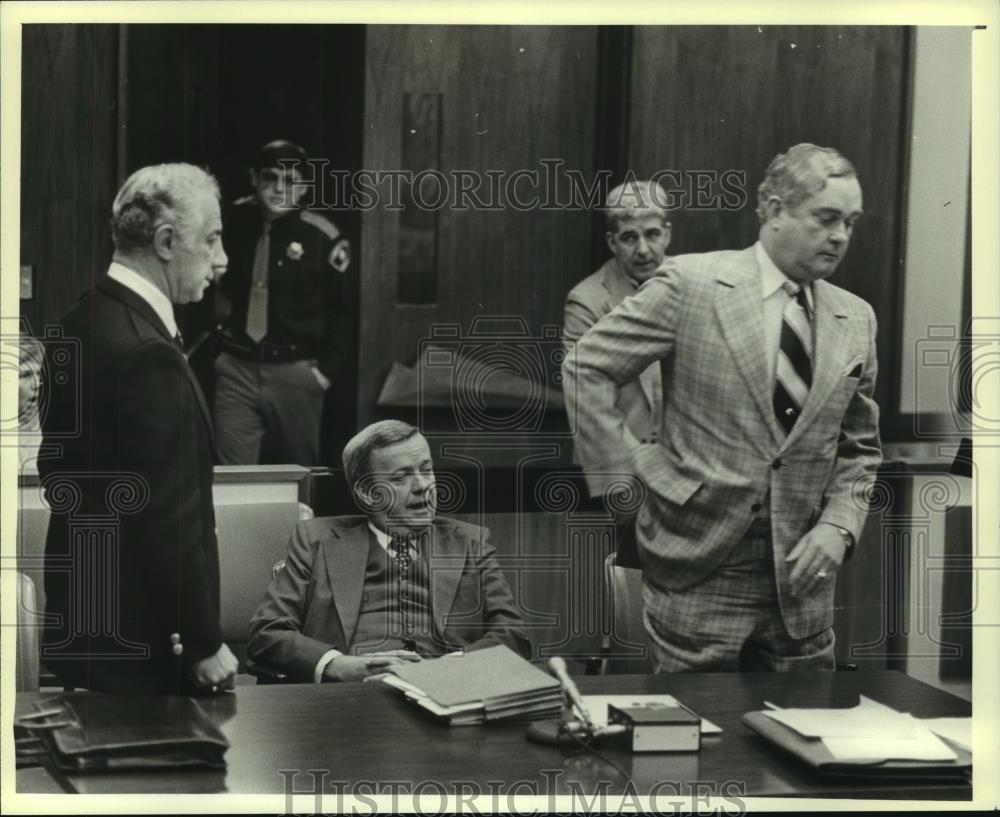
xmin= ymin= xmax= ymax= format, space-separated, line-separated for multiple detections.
xmin=382 ymin=645 xmax=562 ymax=725
xmin=762 ymin=695 xmax=918 ymax=739
xmin=822 ymin=726 xmax=957 ymax=762
xmin=760 ymin=696 xmax=961 ymax=763
xmin=918 ymin=717 xmax=973 ymax=751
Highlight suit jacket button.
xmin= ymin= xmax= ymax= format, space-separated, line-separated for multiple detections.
xmin=751 ymin=503 xmax=762 ymax=512
xmin=772 ymin=458 xmax=782 ymax=470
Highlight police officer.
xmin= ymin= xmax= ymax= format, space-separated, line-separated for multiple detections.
xmin=214 ymin=140 xmax=353 ymax=466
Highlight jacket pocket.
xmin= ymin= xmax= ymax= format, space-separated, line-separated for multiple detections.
xmin=634 ymin=445 xmax=703 ymax=506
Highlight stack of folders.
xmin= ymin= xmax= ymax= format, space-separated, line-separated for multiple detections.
xmin=742 ymin=696 xmax=972 ymax=779
xmin=382 ymin=645 xmax=563 ymax=725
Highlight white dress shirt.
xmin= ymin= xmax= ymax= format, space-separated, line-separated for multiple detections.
xmin=106 ymin=262 xmax=179 ymax=340
xmin=755 ymin=242 xmax=815 ymax=387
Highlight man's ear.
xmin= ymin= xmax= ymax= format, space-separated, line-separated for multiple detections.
xmin=662 ymin=221 xmax=673 ymax=249
xmin=250 ymin=169 xmax=260 ymax=189
xmin=764 ymin=196 xmax=785 ymax=227
xmin=353 ymin=483 xmax=373 ymax=513
xmin=605 ymin=230 xmax=615 ymax=253
xmin=152 ymin=223 xmax=176 ymax=262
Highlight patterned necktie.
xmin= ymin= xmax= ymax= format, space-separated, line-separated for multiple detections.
xmin=388 ymin=532 xmax=416 ymax=570
xmin=773 ymin=279 xmax=813 ymax=434
xmin=245 ymin=221 xmax=271 ymax=343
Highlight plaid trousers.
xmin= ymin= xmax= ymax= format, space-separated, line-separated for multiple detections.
xmin=641 ymin=523 xmax=835 ymax=672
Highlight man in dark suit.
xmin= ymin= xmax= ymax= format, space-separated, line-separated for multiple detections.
xmin=564 ymin=144 xmax=882 ymax=672
xmin=248 ymin=420 xmax=530 ymax=682
xmin=39 ymin=163 xmax=238 ymax=694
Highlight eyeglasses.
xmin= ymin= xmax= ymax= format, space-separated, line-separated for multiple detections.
xmin=258 ymin=168 xmax=303 ymax=186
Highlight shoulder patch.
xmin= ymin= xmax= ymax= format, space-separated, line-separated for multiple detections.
xmin=328 ymin=238 xmax=351 ymax=273
xmin=300 ymin=210 xmax=341 ymax=241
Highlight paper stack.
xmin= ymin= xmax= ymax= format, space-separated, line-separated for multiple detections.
xmin=382 ymin=645 xmax=563 ymax=725
xmin=762 ymin=696 xmax=959 ymax=762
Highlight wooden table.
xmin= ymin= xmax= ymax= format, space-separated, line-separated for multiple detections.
xmin=14 ymin=672 xmax=971 ymax=800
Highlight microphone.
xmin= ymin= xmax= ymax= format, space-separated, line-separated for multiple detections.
xmin=548 ymin=656 xmax=594 ymax=730
xmin=526 ymin=657 xmax=603 ymax=748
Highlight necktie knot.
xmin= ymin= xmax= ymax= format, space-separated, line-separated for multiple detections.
xmin=781 ymin=279 xmax=811 ymax=318
xmin=389 ymin=532 xmax=417 ymax=567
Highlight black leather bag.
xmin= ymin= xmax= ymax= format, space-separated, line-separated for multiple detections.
xmin=16 ymin=692 xmax=229 ymax=773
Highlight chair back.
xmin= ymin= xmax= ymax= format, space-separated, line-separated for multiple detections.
xmin=16 ymin=572 xmax=41 ymax=692
xmin=602 ymin=552 xmax=653 ymax=674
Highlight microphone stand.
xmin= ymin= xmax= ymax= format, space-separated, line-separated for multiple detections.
xmin=525 ymin=657 xmax=625 ymax=747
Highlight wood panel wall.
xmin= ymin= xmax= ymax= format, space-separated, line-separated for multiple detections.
xmin=628 ymin=25 xmax=911 ymax=417
xmin=19 ymin=25 xmax=120 ymax=334
xmin=121 ymin=24 xmax=366 ymax=460
xmin=360 ymin=26 xmax=599 ymax=428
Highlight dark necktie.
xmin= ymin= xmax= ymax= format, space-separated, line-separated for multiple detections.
xmin=773 ymin=279 xmax=813 ymax=434
xmin=245 ymin=221 xmax=271 ymax=343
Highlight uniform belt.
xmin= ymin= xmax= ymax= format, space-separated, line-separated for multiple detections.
xmin=219 ymin=333 xmax=320 ymax=363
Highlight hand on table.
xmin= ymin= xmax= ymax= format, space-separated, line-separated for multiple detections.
xmin=324 ymin=650 xmax=421 ymax=682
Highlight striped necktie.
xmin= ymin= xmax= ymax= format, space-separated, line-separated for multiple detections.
xmin=245 ymin=221 xmax=271 ymax=343
xmin=388 ymin=532 xmax=416 ymax=570
xmin=773 ymin=279 xmax=813 ymax=434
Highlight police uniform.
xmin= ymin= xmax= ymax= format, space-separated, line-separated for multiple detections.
xmin=214 ymin=196 xmax=353 ymax=465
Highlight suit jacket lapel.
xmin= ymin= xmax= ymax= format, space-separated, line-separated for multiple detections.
xmin=427 ymin=521 xmax=467 ymax=635
xmin=781 ymin=281 xmax=853 ymax=449
xmin=99 ymin=276 xmax=173 ymax=342
xmin=714 ymin=252 xmax=785 ymax=447
xmin=603 ymin=262 xmax=656 ymax=411
xmin=323 ymin=522 xmax=371 ymax=647
xmin=98 ymin=276 xmax=215 ymax=449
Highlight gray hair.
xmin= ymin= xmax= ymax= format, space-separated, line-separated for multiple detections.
xmin=604 ymin=179 xmax=671 ymax=231
xmin=110 ymin=163 xmax=220 ymax=253
xmin=342 ymin=420 xmax=421 ymax=490
xmin=755 ymin=143 xmax=856 ymax=223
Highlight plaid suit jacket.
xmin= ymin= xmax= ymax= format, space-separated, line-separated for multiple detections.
xmin=564 ymin=246 xmax=882 ymax=638
xmin=563 ymin=259 xmax=664 ymax=465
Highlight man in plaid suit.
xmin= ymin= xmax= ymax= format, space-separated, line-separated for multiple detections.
xmin=564 ymin=144 xmax=882 ymax=671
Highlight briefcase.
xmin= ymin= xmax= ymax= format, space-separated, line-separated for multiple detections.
xmin=16 ymin=692 xmax=229 ymax=773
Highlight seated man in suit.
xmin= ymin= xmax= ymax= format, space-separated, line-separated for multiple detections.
xmin=248 ymin=420 xmax=530 ymax=681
